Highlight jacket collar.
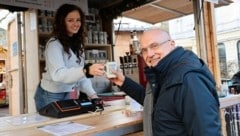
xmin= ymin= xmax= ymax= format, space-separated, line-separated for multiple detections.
xmin=144 ymin=46 xmax=185 ymax=83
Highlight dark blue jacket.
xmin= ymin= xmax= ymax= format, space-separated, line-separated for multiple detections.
xmin=120 ymin=47 xmax=221 ymax=136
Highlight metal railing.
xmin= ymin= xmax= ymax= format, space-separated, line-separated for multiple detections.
xmin=220 ymin=95 xmax=240 ymax=136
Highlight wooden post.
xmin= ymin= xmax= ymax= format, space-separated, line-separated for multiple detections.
xmin=220 ymin=108 xmax=227 ymax=136
xmin=203 ymin=2 xmax=221 ymax=88
xmin=193 ymin=1 xmax=221 ymax=87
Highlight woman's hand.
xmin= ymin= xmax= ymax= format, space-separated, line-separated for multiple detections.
xmin=88 ymin=93 xmax=98 ymax=99
xmin=108 ymin=70 xmax=125 ymax=87
xmin=89 ymin=63 xmax=105 ymax=76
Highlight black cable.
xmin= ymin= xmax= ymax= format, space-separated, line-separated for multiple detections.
xmin=193 ymin=0 xmax=204 ymax=30
xmin=115 ymin=16 xmax=123 ymax=45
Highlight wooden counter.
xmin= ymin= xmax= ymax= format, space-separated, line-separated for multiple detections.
xmin=0 ymin=99 xmax=143 ymax=136
xmin=219 ymin=94 xmax=240 ymax=136
xmin=219 ymin=94 xmax=240 ymax=108
xmin=2 ymin=95 xmax=239 ymax=136
xmin=0 ymin=110 xmax=143 ymax=136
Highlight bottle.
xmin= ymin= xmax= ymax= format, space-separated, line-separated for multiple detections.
xmin=132 ymin=31 xmax=141 ymax=54
xmin=129 ymin=32 xmax=134 ymax=55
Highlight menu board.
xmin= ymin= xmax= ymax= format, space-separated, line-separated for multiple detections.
xmin=0 ymin=0 xmax=88 ymax=13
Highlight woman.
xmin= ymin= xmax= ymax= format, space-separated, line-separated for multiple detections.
xmin=34 ymin=4 xmax=105 ymax=111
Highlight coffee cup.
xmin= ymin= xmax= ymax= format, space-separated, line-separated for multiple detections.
xmin=105 ymin=62 xmax=117 ymax=78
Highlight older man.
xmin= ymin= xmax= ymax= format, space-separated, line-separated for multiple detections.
xmin=110 ymin=29 xmax=221 ymax=136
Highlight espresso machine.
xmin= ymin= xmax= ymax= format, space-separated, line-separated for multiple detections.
xmin=119 ymin=31 xmax=147 ymax=88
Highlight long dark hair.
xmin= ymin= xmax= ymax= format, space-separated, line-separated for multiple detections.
xmin=50 ymin=4 xmax=86 ymax=60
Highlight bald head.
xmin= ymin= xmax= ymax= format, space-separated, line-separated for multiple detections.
xmin=139 ymin=28 xmax=175 ymax=67
xmin=140 ymin=29 xmax=171 ymax=45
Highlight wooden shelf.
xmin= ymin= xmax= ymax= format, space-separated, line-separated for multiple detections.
xmin=85 ymin=44 xmax=111 ymax=47
xmin=38 ymin=32 xmax=51 ymax=36
xmin=38 ymin=16 xmax=54 ymax=20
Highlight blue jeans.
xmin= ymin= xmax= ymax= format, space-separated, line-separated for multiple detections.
xmin=34 ymin=83 xmax=70 ymax=112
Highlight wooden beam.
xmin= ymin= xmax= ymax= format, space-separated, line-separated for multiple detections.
xmin=203 ymin=2 xmax=221 ymax=87
xmin=150 ymin=3 xmax=185 ymax=16
xmin=193 ymin=0 xmax=221 ymax=87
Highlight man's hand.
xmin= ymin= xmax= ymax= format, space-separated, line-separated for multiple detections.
xmin=108 ymin=70 xmax=125 ymax=86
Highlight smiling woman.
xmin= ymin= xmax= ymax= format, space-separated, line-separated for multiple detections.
xmin=34 ymin=4 xmax=105 ymax=112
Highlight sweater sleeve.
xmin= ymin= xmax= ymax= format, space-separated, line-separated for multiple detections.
xmin=119 ymin=77 xmax=145 ymax=105
xmin=76 ymin=78 xmax=96 ymax=97
xmin=181 ymin=72 xmax=221 ymax=136
xmin=45 ymin=41 xmax=86 ymax=84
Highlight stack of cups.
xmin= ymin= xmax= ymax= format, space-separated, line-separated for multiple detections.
xmin=93 ymin=31 xmax=98 ymax=44
xmin=98 ymin=31 xmax=104 ymax=44
xmin=103 ymin=32 xmax=107 ymax=44
xmin=88 ymin=30 xmax=92 ymax=44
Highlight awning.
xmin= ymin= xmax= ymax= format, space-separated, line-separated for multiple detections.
xmin=122 ymin=0 xmax=233 ymax=24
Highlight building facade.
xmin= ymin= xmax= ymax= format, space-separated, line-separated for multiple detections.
xmin=169 ymin=0 xmax=240 ymax=79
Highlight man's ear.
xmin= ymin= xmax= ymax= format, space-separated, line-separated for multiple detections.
xmin=170 ymin=40 xmax=175 ymax=47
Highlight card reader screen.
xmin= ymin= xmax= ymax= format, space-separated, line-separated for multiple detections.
xmin=56 ymin=100 xmax=80 ymax=110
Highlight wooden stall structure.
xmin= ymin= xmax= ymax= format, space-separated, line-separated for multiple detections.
xmin=0 ymin=0 xmax=238 ymax=135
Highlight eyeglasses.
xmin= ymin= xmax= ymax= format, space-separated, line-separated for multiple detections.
xmin=140 ymin=40 xmax=171 ymax=55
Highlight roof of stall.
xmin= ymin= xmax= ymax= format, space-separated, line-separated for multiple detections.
xmin=90 ymin=0 xmax=233 ymax=24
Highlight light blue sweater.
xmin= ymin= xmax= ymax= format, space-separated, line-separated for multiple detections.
xmin=40 ymin=38 xmax=96 ymax=96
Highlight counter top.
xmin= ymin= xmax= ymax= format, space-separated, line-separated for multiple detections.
xmin=2 ymin=94 xmax=239 ymax=136
xmin=219 ymin=94 xmax=240 ymax=109
xmin=0 ymin=110 xmax=143 ymax=136
xmin=0 ymin=99 xmax=143 ymax=136
xmin=0 ymin=100 xmax=126 ymax=131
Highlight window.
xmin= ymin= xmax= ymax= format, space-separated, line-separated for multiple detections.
xmin=218 ymin=43 xmax=227 ymax=78
xmin=237 ymin=40 xmax=240 ymax=68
